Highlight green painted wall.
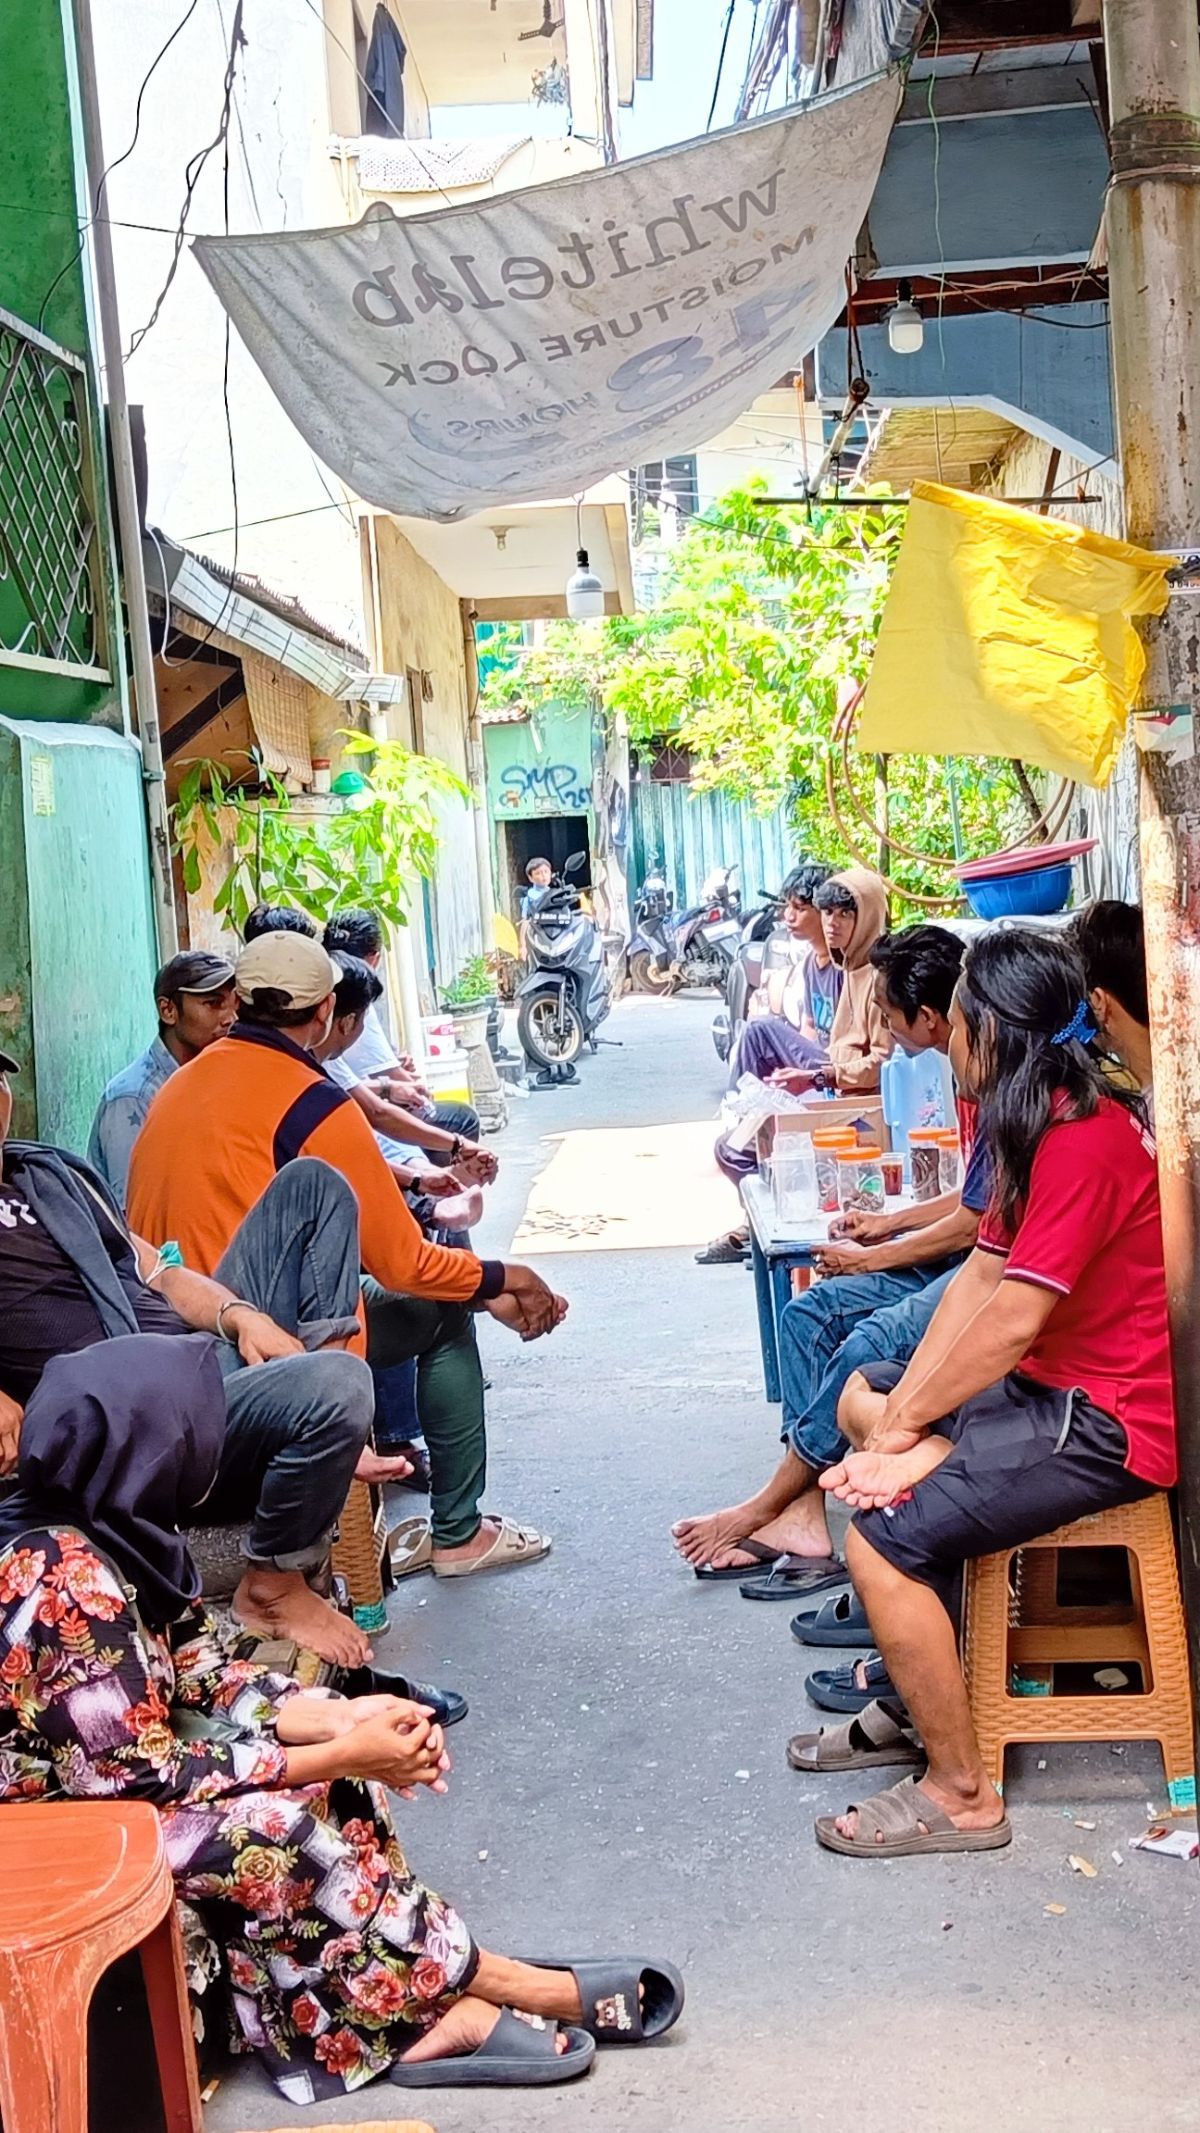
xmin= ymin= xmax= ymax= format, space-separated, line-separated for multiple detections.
xmin=485 ymin=704 xmax=595 ymax=822
xmin=0 ymin=6 xmax=155 ymax=1143
xmin=0 ymin=0 xmax=89 ymax=350
xmin=0 ymin=720 xmax=158 ymax=1151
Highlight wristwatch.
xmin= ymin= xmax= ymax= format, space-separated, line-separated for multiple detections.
xmin=449 ymin=1135 xmax=464 ymax=1160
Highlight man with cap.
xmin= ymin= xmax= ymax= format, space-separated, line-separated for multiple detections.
xmin=88 ymin=950 xmax=237 ymax=1209
xmin=0 ymin=1037 xmax=411 ymax=1671
xmin=129 ymin=932 xmax=568 ymax=1588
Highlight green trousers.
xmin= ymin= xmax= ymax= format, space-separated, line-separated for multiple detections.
xmin=362 ymin=1282 xmax=486 ymax=1547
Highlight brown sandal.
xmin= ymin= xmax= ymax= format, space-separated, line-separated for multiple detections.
xmin=815 ymin=1774 xmax=1012 ymax=1857
xmin=787 ymin=1698 xmax=923 ymax=1773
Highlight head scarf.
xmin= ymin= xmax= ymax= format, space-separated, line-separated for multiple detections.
xmin=0 ymin=1333 xmax=225 ymax=1627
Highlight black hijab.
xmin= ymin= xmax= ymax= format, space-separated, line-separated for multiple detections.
xmin=0 ymin=1333 xmax=225 ymax=1627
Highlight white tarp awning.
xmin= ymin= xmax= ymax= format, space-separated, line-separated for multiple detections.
xmin=194 ymin=73 xmax=898 ymax=524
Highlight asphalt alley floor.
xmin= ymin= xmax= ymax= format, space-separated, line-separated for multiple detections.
xmin=194 ymin=998 xmax=1199 ymax=2133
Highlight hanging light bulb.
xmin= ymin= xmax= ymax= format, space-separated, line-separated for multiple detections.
xmin=565 ymin=546 xmax=605 ymax=620
xmin=886 ymin=279 xmax=924 ymax=356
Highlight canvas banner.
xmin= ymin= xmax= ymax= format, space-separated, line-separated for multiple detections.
xmin=194 ymin=74 xmax=899 ymax=522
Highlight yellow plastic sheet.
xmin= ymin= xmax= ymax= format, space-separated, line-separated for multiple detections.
xmin=856 ymin=481 xmax=1175 ymax=787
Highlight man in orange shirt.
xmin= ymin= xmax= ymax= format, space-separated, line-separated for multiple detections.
xmin=128 ymin=933 xmax=567 ymax=1589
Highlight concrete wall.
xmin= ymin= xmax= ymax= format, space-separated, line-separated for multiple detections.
xmin=95 ymin=0 xmax=369 ymax=645
xmin=371 ymin=518 xmax=482 ymax=990
xmin=0 ymin=721 xmax=158 ymax=1150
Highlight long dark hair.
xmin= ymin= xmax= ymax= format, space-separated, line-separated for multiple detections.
xmin=958 ymin=928 xmax=1142 ymax=1229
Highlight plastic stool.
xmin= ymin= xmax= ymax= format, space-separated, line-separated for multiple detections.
xmin=0 ymin=1799 xmax=201 ymax=2133
xmin=963 ymin=1492 xmax=1195 ymax=1807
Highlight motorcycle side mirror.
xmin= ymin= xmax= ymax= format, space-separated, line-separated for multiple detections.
xmin=564 ymin=851 xmax=587 ymax=876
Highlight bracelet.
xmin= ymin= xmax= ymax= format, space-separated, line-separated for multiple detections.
xmin=215 ymin=1298 xmax=252 ymax=1343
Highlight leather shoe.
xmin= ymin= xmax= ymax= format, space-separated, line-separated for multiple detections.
xmin=339 ymin=1663 xmax=468 ymax=1728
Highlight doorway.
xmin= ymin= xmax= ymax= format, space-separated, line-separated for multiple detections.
xmin=500 ymin=815 xmax=592 ymax=918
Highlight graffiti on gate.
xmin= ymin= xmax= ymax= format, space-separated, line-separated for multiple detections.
xmin=498 ymin=760 xmax=591 ymax=813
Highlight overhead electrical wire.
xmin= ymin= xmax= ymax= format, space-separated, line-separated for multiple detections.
xmin=36 ymin=0 xmax=205 ymax=331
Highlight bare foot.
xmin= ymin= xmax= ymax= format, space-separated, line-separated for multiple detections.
xmin=834 ymin=1772 xmax=1005 ymax=1842
xmin=233 ymin=1568 xmax=372 ymax=1668
xmin=672 ymin=1494 xmax=830 ymax=1571
xmin=821 ymin=1438 xmax=952 ymax=1511
xmin=400 ymin=1996 xmax=569 ymax=2064
xmin=356 ymin=1446 xmax=415 ymax=1486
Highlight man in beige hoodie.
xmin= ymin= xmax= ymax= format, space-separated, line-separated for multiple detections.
xmin=698 ymin=867 xmax=892 ymax=1264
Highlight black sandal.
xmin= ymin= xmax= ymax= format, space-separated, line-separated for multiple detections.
xmin=515 ymin=1957 xmax=684 ymax=2045
xmin=389 ymin=2007 xmax=595 ymax=2088
xmin=694 ymin=1536 xmax=782 ymax=1582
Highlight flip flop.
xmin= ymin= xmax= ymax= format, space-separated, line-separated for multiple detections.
xmin=815 ymin=1774 xmax=1012 ymax=1858
xmin=806 ymin=1655 xmax=897 ymax=1713
xmin=389 ymin=2008 xmax=595 ymax=2088
xmin=787 ymin=1699 xmax=922 ymax=1773
xmin=432 ymin=1517 xmax=552 ymax=1579
xmin=514 ymin=1958 xmax=684 ymax=2045
xmin=694 ymin=1232 xmax=750 ymax=1265
xmin=693 ymin=1537 xmax=783 ymax=1582
xmin=389 ymin=1518 xmax=433 ymax=1579
xmin=790 ymin=1591 xmax=873 ymax=1647
xmin=738 ymin=1555 xmax=848 ymax=1602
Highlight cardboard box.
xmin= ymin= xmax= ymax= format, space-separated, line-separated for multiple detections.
xmin=756 ymin=1097 xmax=889 ymax=1162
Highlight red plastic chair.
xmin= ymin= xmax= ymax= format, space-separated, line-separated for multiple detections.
xmin=0 ymin=1800 xmax=201 ymax=2133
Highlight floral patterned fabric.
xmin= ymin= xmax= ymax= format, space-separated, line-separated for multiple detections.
xmin=0 ymin=1528 xmax=475 ymax=2104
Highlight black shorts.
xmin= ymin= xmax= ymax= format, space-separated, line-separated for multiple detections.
xmin=853 ymin=1365 xmax=1154 ymax=1616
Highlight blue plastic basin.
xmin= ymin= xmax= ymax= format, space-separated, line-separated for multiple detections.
xmin=963 ymin=863 xmax=1073 ymax=920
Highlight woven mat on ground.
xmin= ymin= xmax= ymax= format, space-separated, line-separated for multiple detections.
xmin=511 ymin=1119 xmax=733 ymax=1255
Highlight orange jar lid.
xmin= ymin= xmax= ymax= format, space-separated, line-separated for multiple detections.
xmin=837 ymin=1144 xmax=882 ymax=1163
xmin=908 ymin=1127 xmax=946 ymax=1144
xmin=934 ymin=1128 xmax=961 ymax=1145
xmin=812 ymin=1127 xmax=858 ymax=1147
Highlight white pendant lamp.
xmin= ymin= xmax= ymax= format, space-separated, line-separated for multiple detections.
xmin=886 ymin=279 xmax=924 ymax=356
xmin=565 ymin=547 xmax=605 ymax=620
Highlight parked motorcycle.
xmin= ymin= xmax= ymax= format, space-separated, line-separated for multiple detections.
xmin=628 ymin=863 xmax=742 ymax=995
xmin=712 ymin=887 xmax=792 ymax=1062
xmin=627 ymin=866 xmax=676 ymax=993
xmin=516 ymin=853 xmax=612 ymax=1078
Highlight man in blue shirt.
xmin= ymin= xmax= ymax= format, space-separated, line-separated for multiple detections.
xmin=674 ymin=926 xmax=993 ymax=1591
xmin=88 ymin=950 xmax=236 ymax=1208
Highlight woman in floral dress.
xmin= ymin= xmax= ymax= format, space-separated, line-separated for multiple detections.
xmin=0 ymin=1336 xmax=682 ymax=2101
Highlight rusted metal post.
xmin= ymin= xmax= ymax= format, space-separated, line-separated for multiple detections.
xmin=1103 ymin=0 xmax=1200 ymax=1781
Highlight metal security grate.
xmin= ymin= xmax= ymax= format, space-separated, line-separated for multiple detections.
xmin=0 ymin=304 xmax=108 ymax=677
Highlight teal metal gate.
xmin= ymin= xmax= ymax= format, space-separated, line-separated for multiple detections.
xmin=630 ymin=779 xmax=795 ymax=911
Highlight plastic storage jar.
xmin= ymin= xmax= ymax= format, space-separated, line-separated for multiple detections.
xmin=812 ymin=1127 xmax=858 ymax=1214
xmin=837 ymin=1145 xmax=885 ymax=1217
xmin=908 ymin=1126 xmax=945 ymax=1203
xmin=936 ymin=1129 xmax=962 ymax=1193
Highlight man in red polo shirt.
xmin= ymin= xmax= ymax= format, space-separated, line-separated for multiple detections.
xmin=791 ymin=929 xmax=1174 ymax=1860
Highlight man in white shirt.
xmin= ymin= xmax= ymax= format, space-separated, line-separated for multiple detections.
xmin=322 ymin=910 xmax=494 ymax=1186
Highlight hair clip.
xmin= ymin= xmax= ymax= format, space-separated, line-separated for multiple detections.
xmin=1051 ymin=1000 xmax=1098 ymax=1047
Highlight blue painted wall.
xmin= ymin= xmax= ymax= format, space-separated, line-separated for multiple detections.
xmin=869 ymin=107 xmax=1109 ymax=275
xmin=818 ymin=304 xmax=1115 ymax=466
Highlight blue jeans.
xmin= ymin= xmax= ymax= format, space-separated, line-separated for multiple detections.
xmin=200 ymin=1160 xmax=375 ymax=1572
xmin=779 ymin=1263 xmax=961 ymax=1471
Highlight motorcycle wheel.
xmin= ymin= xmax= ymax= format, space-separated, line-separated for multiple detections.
xmin=628 ymin=948 xmax=674 ymax=995
xmin=518 ymin=991 xmax=584 ymax=1068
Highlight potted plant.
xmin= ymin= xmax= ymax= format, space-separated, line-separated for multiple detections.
xmin=440 ymin=955 xmax=496 ymax=1051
